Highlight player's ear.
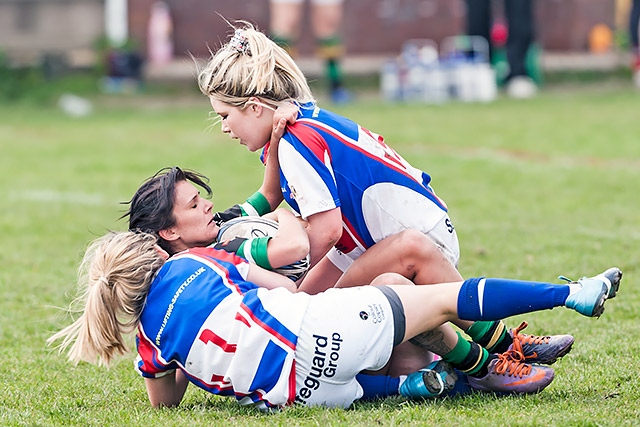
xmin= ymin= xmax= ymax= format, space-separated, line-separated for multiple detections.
xmin=158 ymin=227 xmax=179 ymax=242
xmin=247 ymin=96 xmax=263 ymax=114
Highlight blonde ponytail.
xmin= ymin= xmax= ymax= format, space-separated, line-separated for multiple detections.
xmin=198 ymin=21 xmax=315 ymax=108
xmin=48 ymin=232 xmax=165 ymax=367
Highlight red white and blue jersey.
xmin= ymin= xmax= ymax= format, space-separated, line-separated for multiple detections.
xmin=135 ymin=247 xmax=311 ymax=409
xmin=266 ymin=103 xmax=450 ymax=259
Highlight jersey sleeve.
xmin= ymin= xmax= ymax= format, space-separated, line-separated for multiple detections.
xmin=135 ymin=329 xmax=178 ymax=379
xmin=278 ymin=125 xmax=340 ymax=219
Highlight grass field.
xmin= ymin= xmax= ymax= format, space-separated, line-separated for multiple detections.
xmin=1 ymin=79 xmax=639 ymax=426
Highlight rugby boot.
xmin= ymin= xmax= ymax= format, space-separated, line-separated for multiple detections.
xmin=509 ymin=321 xmax=574 ymax=365
xmin=467 ymin=346 xmax=555 ymax=394
xmin=400 ymin=360 xmax=458 ymax=399
xmin=559 ymin=267 xmax=623 ymax=300
xmin=563 ymin=267 xmax=623 ymax=317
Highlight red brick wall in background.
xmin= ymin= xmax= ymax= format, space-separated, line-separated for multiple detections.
xmin=129 ymin=0 xmax=616 ymax=60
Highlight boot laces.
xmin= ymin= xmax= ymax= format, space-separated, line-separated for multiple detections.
xmin=492 ymin=346 xmax=533 ymax=378
xmin=512 ymin=321 xmax=551 ymax=350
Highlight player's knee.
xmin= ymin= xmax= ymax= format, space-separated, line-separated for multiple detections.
xmin=370 ymin=272 xmax=411 ymax=286
xmin=395 ymin=229 xmax=437 ymax=261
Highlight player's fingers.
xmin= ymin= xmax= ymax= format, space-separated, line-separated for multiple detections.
xmin=271 ymin=118 xmax=287 ymax=145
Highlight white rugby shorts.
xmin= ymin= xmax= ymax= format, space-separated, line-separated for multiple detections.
xmin=327 ymin=214 xmax=460 ymax=272
xmin=293 ymin=286 xmax=398 ymax=408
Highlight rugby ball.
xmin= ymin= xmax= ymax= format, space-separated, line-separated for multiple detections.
xmin=217 ymin=216 xmax=310 ymax=282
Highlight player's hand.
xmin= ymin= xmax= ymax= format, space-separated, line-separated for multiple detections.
xmin=271 ymin=102 xmax=299 ymax=145
xmin=271 ymin=117 xmax=287 ymax=146
xmin=273 ymin=102 xmax=299 ymax=126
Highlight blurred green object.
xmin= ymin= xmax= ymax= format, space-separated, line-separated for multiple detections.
xmin=491 ymin=43 xmax=543 ymax=87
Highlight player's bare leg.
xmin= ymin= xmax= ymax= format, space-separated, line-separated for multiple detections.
xmin=270 ymin=1 xmax=304 ymax=56
xmin=298 ymin=256 xmax=343 ymax=294
xmin=310 ymin=2 xmax=343 ymax=38
xmin=369 ymin=272 xmax=458 ymax=376
xmin=379 ymin=270 xmax=619 ymax=394
xmin=335 ymin=229 xmax=473 ymax=332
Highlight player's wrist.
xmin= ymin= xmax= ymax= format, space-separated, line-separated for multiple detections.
xmin=243 ymin=191 xmax=271 ymax=216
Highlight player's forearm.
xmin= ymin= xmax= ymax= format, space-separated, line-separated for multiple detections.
xmin=267 ymin=209 xmax=310 ymax=268
xmin=246 ymin=264 xmax=297 ymax=292
xmin=145 ymin=371 xmax=189 ymax=408
xmin=306 ymin=209 xmax=342 ymax=267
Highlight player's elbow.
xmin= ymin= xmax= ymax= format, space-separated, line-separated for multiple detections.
xmin=306 ymin=209 xmax=343 ymax=253
xmin=288 ymin=236 xmax=310 ymax=262
xmin=323 ymin=223 xmax=343 ymax=247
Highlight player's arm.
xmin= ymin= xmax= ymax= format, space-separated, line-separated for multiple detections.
xmin=246 ymin=263 xmax=297 ymax=292
xmin=213 ymin=192 xmax=272 ymax=225
xmin=261 ymin=208 xmax=309 ymax=269
xmin=214 ymin=211 xmax=308 ymax=271
xmin=297 ymin=256 xmax=344 ymax=295
xmin=304 ymin=207 xmax=343 ymax=267
xmin=144 ymin=370 xmax=189 ymax=408
xmin=257 ymin=111 xmax=291 ymax=210
xmin=214 ymin=106 xmax=294 ymax=223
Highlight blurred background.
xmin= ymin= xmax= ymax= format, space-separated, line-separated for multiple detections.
xmin=0 ymin=0 xmax=637 ymax=102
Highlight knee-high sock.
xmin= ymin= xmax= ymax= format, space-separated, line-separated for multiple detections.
xmin=317 ymin=36 xmax=344 ymax=90
xmin=465 ymin=320 xmax=511 ymax=353
xmin=356 ymin=374 xmax=401 ymax=400
xmin=457 ymin=277 xmax=569 ymax=321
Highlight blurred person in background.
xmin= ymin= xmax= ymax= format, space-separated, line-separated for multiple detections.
xmin=465 ymin=0 xmax=537 ymax=99
xmin=269 ymin=0 xmax=352 ymax=103
xmin=630 ymin=0 xmax=640 ymax=87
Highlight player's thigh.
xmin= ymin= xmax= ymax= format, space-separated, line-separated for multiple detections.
xmin=310 ymin=1 xmax=344 ymax=37
xmin=270 ymin=0 xmax=304 ymax=37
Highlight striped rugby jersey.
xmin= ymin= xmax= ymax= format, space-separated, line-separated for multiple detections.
xmin=135 ymin=247 xmax=310 ymax=409
xmin=266 ymin=103 xmax=449 ymax=259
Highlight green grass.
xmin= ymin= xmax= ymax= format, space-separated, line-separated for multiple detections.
xmin=1 ymin=81 xmax=640 ymax=426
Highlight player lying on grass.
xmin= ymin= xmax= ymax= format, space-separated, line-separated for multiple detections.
xmin=119 ymin=166 xmax=623 ymax=396
xmin=48 ymin=230 xmax=621 ymax=410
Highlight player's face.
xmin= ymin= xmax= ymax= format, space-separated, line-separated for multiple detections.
xmin=211 ymin=99 xmax=272 ymax=152
xmin=168 ymin=180 xmax=219 ymax=251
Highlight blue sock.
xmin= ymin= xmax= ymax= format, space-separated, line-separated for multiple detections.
xmin=445 ymin=370 xmax=473 ymax=397
xmin=356 ymin=374 xmax=401 ymax=400
xmin=457 ymin=277 xmax=570 ymax=321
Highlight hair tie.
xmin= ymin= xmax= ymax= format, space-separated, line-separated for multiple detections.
xmin=229 ymin=29 xmax=251 ymax=55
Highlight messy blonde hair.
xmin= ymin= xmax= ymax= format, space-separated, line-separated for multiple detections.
xmin=197 ymin=21 xmax=315 ymax=108
xmin=48 ymin=231 xmax=165 ymax=367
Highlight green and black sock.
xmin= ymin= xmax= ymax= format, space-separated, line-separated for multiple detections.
xmin=441 ymin=332 xmax=491 ymax=378
xmin=466 ymin=320 xmax=511 ymax=354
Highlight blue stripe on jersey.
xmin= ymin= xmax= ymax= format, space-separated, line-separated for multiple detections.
xmin=136 ymin=333 xmax=179 ymax=377
xmin=282 ymin=125 xmax=341 ymax=207
xmin=182 ymin=369 xmax=236 ymax=397
xmin=139 ymin=250 xmax=257 ymax=369
xmin=280 ymin=105 xmax=448 ymax=249
xmin=247 ymin=340 xmax=289 ymax=403
xmin=303 ymin=116 xmax=447 ymax=213
xmin=241 ymin=289 xmax=297 ymax=350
